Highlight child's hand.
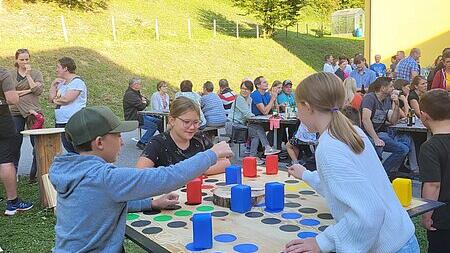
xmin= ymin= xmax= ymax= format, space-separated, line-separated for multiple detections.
xmin=287 ymin=164 xmax=306 ymax=179
xmin=151 ymin=192 xmax=179 ymax=210
xmin=284 ymin=237 xmax=320 ymax=253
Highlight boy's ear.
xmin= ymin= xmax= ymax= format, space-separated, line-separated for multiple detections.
xmin=91 ymin=136 xmax=104 ymax=150
xmin=420 ymin=110 xmax=430 ymax=121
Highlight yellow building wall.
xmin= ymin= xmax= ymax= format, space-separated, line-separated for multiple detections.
xmin=364 ymin=0 xmax=450 ymax=67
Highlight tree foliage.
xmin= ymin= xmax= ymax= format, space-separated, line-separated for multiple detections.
xmin=21 ymin=0 xmax=108 ymax=11
xmin=233 ymin=0 xmax=307 ymax=37
xmin=339 ymin=0 xmax=364 ymax=9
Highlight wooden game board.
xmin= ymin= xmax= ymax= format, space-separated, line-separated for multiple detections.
xmin=125 ymin=168 xmax=442 ymax=253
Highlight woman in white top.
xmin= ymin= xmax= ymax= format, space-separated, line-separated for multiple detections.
xmin=49 ymin=57 xmax=87 ymax=153
xmin=150 ymin=81 xmax=170 ymax=112
xmin=284 ymin=72 xmax=417 ymax=253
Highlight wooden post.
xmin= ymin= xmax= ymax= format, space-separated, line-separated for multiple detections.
xmin=285 ymin=26 xmax=288 ymax=39
xmin=155 ymin=18 xmax=160 ymax=40
xmin=296 ymin=23 xmax=298 ymax=37
xmin=21 ymin=128 xmax=65 ymax=208
xmin=213 ymin=19 xmax=216 ymax=37
xmin=236 ymin=21 xmax=239 ymax=38
xmin=111 ymin=16 xmax=117 ymax=41
xmin=188 ymin=18 xmax=192 ymax=39
xmin=306 ymin=23 xmax=309 ymax=35
xmin=256 ymin=24 xmax=259 ymax=38
xmin=61 ymin=15 xmax=69 ymax=42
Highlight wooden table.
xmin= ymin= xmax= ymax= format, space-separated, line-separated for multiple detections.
xmin=247 ymin=114 xmax=298 ymax=149
xmin=125 ymin=169 xmax=442 ymax=253
xmin=21 ymin=128 xmax=65 ymax=207
xmin=138 ymin=110 xmax=170 ymax=132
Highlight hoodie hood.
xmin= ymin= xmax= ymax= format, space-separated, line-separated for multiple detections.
xmin=50 ymin=153 xmax=108 ymax=198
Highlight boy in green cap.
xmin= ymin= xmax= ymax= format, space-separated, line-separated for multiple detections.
xmin=49 ymin=106 xmax=233 ymax=252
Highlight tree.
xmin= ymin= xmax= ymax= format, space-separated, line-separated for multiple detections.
xmin=339 ymin=0 xmax=364 ymax=9
xmin=233 ymin=0 xmax=307 ymax=37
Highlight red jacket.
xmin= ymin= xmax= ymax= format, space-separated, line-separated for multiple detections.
xmin=431 ymin=69 xmax=447 ymax=89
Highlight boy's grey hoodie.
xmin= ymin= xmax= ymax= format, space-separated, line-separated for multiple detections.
xmin=49 ymin=150 xmax=217 ymax=253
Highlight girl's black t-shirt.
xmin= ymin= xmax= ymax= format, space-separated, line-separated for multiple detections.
xmin=141 ymin=131 xmax=213 ymax=167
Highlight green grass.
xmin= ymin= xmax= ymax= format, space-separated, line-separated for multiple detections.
xmin=0 ymin=0 xmax=362 ymax=124
xmin=0 ymin=177 xmax=430 ymax=252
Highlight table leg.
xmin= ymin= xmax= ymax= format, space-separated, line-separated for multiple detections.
xmin=274 ymin=129 xmax=278 ymax=150
xmin=163 ymin=116 xmax=167 ymax=132
xmin=34 ymin=133 xmax=62 ymax=207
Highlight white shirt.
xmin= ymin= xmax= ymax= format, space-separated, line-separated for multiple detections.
xmin=302 ymin=127 xmax=415 ymax=252
xmin=55 ymin=78 xmax=87 ymax=124
xmin=150 ymin=92 xmax=170 ymax=112
xmin=323 ymin=63 xmax=335 ymax=73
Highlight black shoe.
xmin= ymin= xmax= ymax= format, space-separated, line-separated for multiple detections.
xmin=136 ymin=141 xmax=146 ymax=150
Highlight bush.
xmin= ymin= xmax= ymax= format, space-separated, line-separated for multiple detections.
xmin=21 ymin=0 xmax=108 ymax=11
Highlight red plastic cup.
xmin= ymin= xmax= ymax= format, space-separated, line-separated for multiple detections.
xmin=242 ymin=157 xmax=257 ymax=177
xmin=265 ymin=155 xmax=278 ymax=175
xmin=187 ymin=178 xmax=202 ymax=204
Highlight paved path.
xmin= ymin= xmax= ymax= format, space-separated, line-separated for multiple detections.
xmin=16 ymin=129 xmax=422 ymax=197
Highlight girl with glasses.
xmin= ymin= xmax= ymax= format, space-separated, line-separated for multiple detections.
xmin=136 ymin=97 xmax=230 ymax=175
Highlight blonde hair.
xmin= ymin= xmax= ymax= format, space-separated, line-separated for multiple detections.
xmin=295 ymin=72 xmax=364 ymax=154
xmin=169 ymin=96 xmax=200 ymax=119
xmin=342 ymin=77 xmax=357 ymax=106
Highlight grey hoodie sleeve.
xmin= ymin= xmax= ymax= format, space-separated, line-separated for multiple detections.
xmin=103 ymin=150 xmax=217 ymax=203
xmin=128 ymin=198 xmax=152 ymax=213
xmin=236 ymin=96 xmax=254 ymax=119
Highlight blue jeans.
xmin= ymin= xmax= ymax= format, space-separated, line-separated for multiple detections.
xmin=12 ymin=115 xmax=37 ymax=178
xmin=140 ymin=116 xmax=162 ymax=144
xmin=55 ymin=123 xmax=77 ymax=154
xmin=396 ymin=236 xmax=419 ymax=253
xmin=372 ymin=131 xmax=409 ymax=173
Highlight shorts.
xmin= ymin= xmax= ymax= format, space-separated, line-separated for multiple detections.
xmin=0 ymin=136 xmax=19 ymax=164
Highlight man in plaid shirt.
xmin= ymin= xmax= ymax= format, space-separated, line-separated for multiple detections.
xmin=395 ymin=48 xmax=421 ymax=82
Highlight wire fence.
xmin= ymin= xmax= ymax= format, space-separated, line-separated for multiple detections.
xmin=1 ymin=14 xmax=330 ymax=43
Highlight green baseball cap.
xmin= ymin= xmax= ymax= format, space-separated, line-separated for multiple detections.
xmin=65 ymin=106 xmax=138 ymax=146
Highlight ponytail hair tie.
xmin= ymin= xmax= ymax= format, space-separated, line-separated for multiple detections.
xmin=330 ymin=106 xmax=339 ymax=112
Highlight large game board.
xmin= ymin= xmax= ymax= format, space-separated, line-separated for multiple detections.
xmin=125 ymin=167 xmax=441 ymax=253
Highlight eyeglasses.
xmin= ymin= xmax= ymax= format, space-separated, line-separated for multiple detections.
xmin=177 ymin=117 xmax=202 ymax=128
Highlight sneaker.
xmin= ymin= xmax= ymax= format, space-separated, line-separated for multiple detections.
xmin=5 ymin=198 xmax=33 ymax=216
xmin=264 ymin=147 xmax=281 ymax=156
xmin=136 ymin=141 xmax=146 ymax=150
xmin=256 ymin=158 xmax=265 ymax=165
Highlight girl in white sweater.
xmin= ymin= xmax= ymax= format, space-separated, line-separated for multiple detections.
xmin=284 ymin=72 xmax=418 ymax=253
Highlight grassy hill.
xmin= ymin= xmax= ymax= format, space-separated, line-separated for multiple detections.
xmin=0 ymin=0 xmax=362 ymax=124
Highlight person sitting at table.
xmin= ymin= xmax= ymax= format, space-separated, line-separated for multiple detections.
xmin=136 ymin=97 xmax=230 ymax=175
xmin=226 ymin=80 xmax=279 ymax=163
xmin=250 ymin=76 xmax=277 ymax=116
xmin=334 ymin=59 xmax=349 ymax=81
xmin=431 ymin=51 xmax=450 ymax=92
xmin=175 ymin=80 xmax=206 ymax=129
xmin=49 ymin=57 xmax=87 ymax=154
xmin=9 ymin=48 xmax=44 ymax=183
xmin=342 ymin=77 xmax=362 ymax=110
xmin=408 ymin=75 xmax=427 ymax=118
xmin=49 ymin=105 xmax=233 ymax=252
xmin=285 ymin=72 xmax=418 ymax=253
xmin=123 ymin=78 xmax=162 ymax=150
xmin=277 ymin=80 xmax=296 ymax=109
xmin=361 ymin=77 xmax=409 ymax=176
xmin=200 ymin=81 xmax=227 ymax=127
xmin=370 ymin=54 xmax=387 ymax=77
xmin=393 ymin=79 xmax=411 ymax=118
xmin=418 ymin=89 xmax=450 ymax=253
xmin=150 ymin=81 xmax=170 ymax=112
xmin=217 ymin=79 xmax=236 ymax=115
xmin=286 ymin=122 xmax=316 ymax=167
xmin=350 ymin=55 xmax=377 ymax=93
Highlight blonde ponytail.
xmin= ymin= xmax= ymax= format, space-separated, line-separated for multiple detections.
xmin=296 ymin=72 xmax=365 ymax=154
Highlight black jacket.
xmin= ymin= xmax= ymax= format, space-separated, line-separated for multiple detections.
xmin=123 ymin=87 xmax=148 ymax=121
xmin=335 ymin=68 xmax=346 ymax=81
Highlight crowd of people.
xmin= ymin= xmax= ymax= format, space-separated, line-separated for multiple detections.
xmin=0 ymin=46 xmax=449 ymax=253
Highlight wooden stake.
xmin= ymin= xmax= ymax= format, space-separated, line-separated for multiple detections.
xmin=61 ymin=15 xmax=68 ymax=42
xmin=188 ymin=18 xmax=192 ymax=39
xmin=111 ymin=16 xmax=117 ymax=41
xmin=256 ymin=24 xmax=259 ymax=38
xmin=213 ymin=19 xmax=216 ymax=37
xmin=236 ymin=21 xmax=239 ymax=38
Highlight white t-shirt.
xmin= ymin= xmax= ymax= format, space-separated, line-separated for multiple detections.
xmin=323 ymin=63 xmax=335 ymax=73
xmin=55 ymin=78 xmax=87 ymax=124
xmin=294 ymin=122 xmax=317 ymax=142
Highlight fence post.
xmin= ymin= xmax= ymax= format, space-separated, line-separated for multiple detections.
xmin=111 ymin=16 xmax=117 ymax=41
xmin=285 ymin=26 xmax=288 ymax=39
xmin=296 ymin=23 xmax=298 ymax=37
xmin=188 ymin=18 xmax=192 ymax=39
xmin=155 ymin=18 xmax=160 ymax=40
xmin=213 ymin=19 xmax=216 ymax=37
xmin=236 ymin=21 xmax=239 ymax=38
xmin=306 ymin=23 xmax=309 ymax=35
xmin=60 ymin=15 xmax=69 ymax=43
xmin=256 ymin=24 xmax=259 ymax=38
